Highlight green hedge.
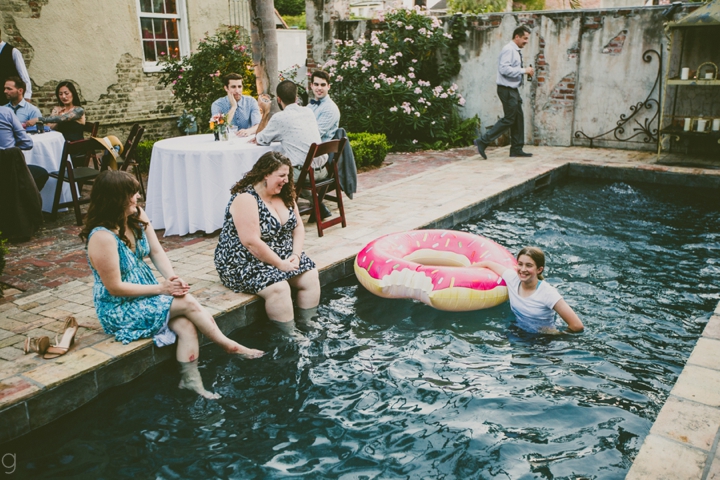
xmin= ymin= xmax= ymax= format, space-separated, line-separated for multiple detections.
xmin=348 ymin=132 xmax=391 ymax=169
xmin=135 ymin=140 xmax=157 ymax=175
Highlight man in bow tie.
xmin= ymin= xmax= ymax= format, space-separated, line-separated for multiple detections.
xmin=307 ymin=70 xmax=339 ymax=143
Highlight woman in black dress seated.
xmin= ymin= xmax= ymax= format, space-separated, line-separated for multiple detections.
xmin=214 ymin=152 xmax=321 ymax=328
xmin=39 ymin=81 xmax=86 ymax=141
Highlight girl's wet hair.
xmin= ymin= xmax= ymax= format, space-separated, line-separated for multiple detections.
xmin=517 ymin=246 xmax=546 ymax=280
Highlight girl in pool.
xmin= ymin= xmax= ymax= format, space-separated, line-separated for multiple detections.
xmin=474 ymin=246 xmax=584 ymax=334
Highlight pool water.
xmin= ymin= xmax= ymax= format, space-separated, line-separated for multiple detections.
xmin=6 ymin=180 xmax=720 ymax=479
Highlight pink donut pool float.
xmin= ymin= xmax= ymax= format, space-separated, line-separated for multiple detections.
xmin=354 ymin=230 xmax=517 ymax=312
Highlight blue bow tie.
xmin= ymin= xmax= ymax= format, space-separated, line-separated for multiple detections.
xmin=309 ymin=99 xmax=321 ymax=106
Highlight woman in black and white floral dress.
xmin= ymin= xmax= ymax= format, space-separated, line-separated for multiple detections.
xmin=214 ymin=151 xmax=320 ymax=324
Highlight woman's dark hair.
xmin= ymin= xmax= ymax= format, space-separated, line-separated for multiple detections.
xmin=79 ymin=171 xmax=146 ymax=247
xmin=517 ymin=246 xmax=546 ymax=280
xmin=55 ymin=81 xmax=81 ymax=106
xmin=230 ymin=151 xmax=295 ymax=207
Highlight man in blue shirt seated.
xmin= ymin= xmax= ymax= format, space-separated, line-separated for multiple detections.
xmin=210 ymin=73 xmax=261 ymax=137
xmin=4 ymin=77 xmax=40 ymax=128
xmin=0 ymin=104 xmax=47 ymax=190
xmin=307 ymin=70 xmax=340 ymax=143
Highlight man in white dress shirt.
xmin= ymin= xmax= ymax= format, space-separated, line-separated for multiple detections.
xmin=255 ymin=80 xmax=332 ymax=220
xmin=256 ymin=80 xmax=327 ymax=180
xmin=474 ymin=25 xmax=534 ymax=159
xmin=0 ymin=27 xmax=32 ymax=104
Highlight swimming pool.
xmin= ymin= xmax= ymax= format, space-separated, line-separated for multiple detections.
xmin=6 ymin=179 xmax=720 ymax=479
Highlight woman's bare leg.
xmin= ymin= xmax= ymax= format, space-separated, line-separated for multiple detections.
xmin=287 ymin=269 xmax=320 ymax=309
xmin=168 ymin=316 xmax=219 ymax=399
xmin=256 ymin=281 xmax=294 ymax=322
xmin=169 ymin=294 xmax=263 ymax=358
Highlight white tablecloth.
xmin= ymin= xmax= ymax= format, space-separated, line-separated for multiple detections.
xmin=145 ymin=134 xmax=282 ymax=236
xmin=23 ymin=131 xmax=73 ymax=213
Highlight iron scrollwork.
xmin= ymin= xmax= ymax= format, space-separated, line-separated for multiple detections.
xmin=574 ymin=49 xmax=661 ymax=147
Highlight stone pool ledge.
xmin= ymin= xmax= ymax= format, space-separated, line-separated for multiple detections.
xmin=627 ymin=302 xmax=720 ymax=480
xmin=1 ymin=147 xmax=719 ymax=457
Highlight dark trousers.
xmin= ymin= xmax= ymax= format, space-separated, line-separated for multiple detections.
xmin=478 ymin=85 xmax=525 ymax=153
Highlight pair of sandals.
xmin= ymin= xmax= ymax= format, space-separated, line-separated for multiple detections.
xmin=23 ymin=317 xmax=78 ymax=359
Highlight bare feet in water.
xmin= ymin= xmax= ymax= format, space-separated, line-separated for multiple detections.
xmin=179 ymin=379 xmax=222 ymax=399
xmin=227 ymin=344 xmax=264 ymax=359
xmin=178 ymin=359 xmax=222 ymax=399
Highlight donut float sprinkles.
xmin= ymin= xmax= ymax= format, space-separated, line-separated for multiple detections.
xmin=354 ymin=230 xmax=517 ymax=312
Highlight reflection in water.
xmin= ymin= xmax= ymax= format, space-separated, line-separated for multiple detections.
xmin=7 ymin=180 xmax=720 ymax=479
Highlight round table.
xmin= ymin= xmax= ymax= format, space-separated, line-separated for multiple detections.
xmin=145 ymin=134 xmax=282 ymax=236
xmin=23 ymin=130 xmax=73 ymax=212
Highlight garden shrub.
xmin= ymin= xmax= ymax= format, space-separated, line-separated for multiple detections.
xmin=158 ymin=26 xmax=256 ymax=130
xmin=348 ymin=132 xmax=391 ymax=168
xmin=276 ymin=0 xmax=305 ymax=16
xmin=135 ymin=140 xmax=157 ymax=175
xmin=282 ymin=13 xmax=306 ymax=29
xmin=326 ymin=8 xmax=475 ymax=151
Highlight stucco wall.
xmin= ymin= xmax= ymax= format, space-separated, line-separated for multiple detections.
xmin=277 ymin=29 xmax=308 ymax=72
xmin=322 ymin=5 xmax=700 ymax=150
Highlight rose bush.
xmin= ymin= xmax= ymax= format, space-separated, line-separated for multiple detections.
xmin=325 ymin=8 xmax=477 ymax=150
xmin=158 ymin=26 xmax=256 ymax=131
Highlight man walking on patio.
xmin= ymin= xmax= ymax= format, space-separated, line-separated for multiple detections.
xmin=474 ymin=25 xmax=534 ymax=159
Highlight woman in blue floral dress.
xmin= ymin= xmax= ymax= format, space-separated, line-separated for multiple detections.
xmin=80 ymin=171 xmax=263 ymax=399
xmin=214 ymin=152 xmax=320 ymax=327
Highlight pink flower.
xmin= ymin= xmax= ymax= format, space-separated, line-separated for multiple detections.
xmin=374 ymin=83 xmax=381 ymax=89
xmin=390 ymin=106 xmax=398 ymax=112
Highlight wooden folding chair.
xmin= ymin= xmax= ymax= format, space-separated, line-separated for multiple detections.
xmin=83 ymin=121 xmax=99 ymax=138
xmin=296 ymin=138 xmax=348 ymax=237
xmin=49 ymin=139 xmax=102 ymax=225
xmin=117 ymin=124 xmax=146 ymax=198
xmin=81 ymin=121 xmax=101 ymax=168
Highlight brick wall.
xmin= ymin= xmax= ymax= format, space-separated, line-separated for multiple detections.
xmin=31 ymin=54 xmax=182 ymax=142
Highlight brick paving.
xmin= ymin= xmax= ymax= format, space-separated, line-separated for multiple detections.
xmin=0 ymin=145 xmax=477 ymax=303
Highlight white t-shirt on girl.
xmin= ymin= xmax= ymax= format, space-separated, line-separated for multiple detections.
xmin=502 ymin=269 xmax=562 ymax=333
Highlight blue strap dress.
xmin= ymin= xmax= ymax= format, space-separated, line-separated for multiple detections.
xmin=87 ymin=227 xmax=175 ymax=345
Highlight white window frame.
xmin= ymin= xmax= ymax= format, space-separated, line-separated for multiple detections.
xmin=135 ymin=0 xmax=191 ymax=73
